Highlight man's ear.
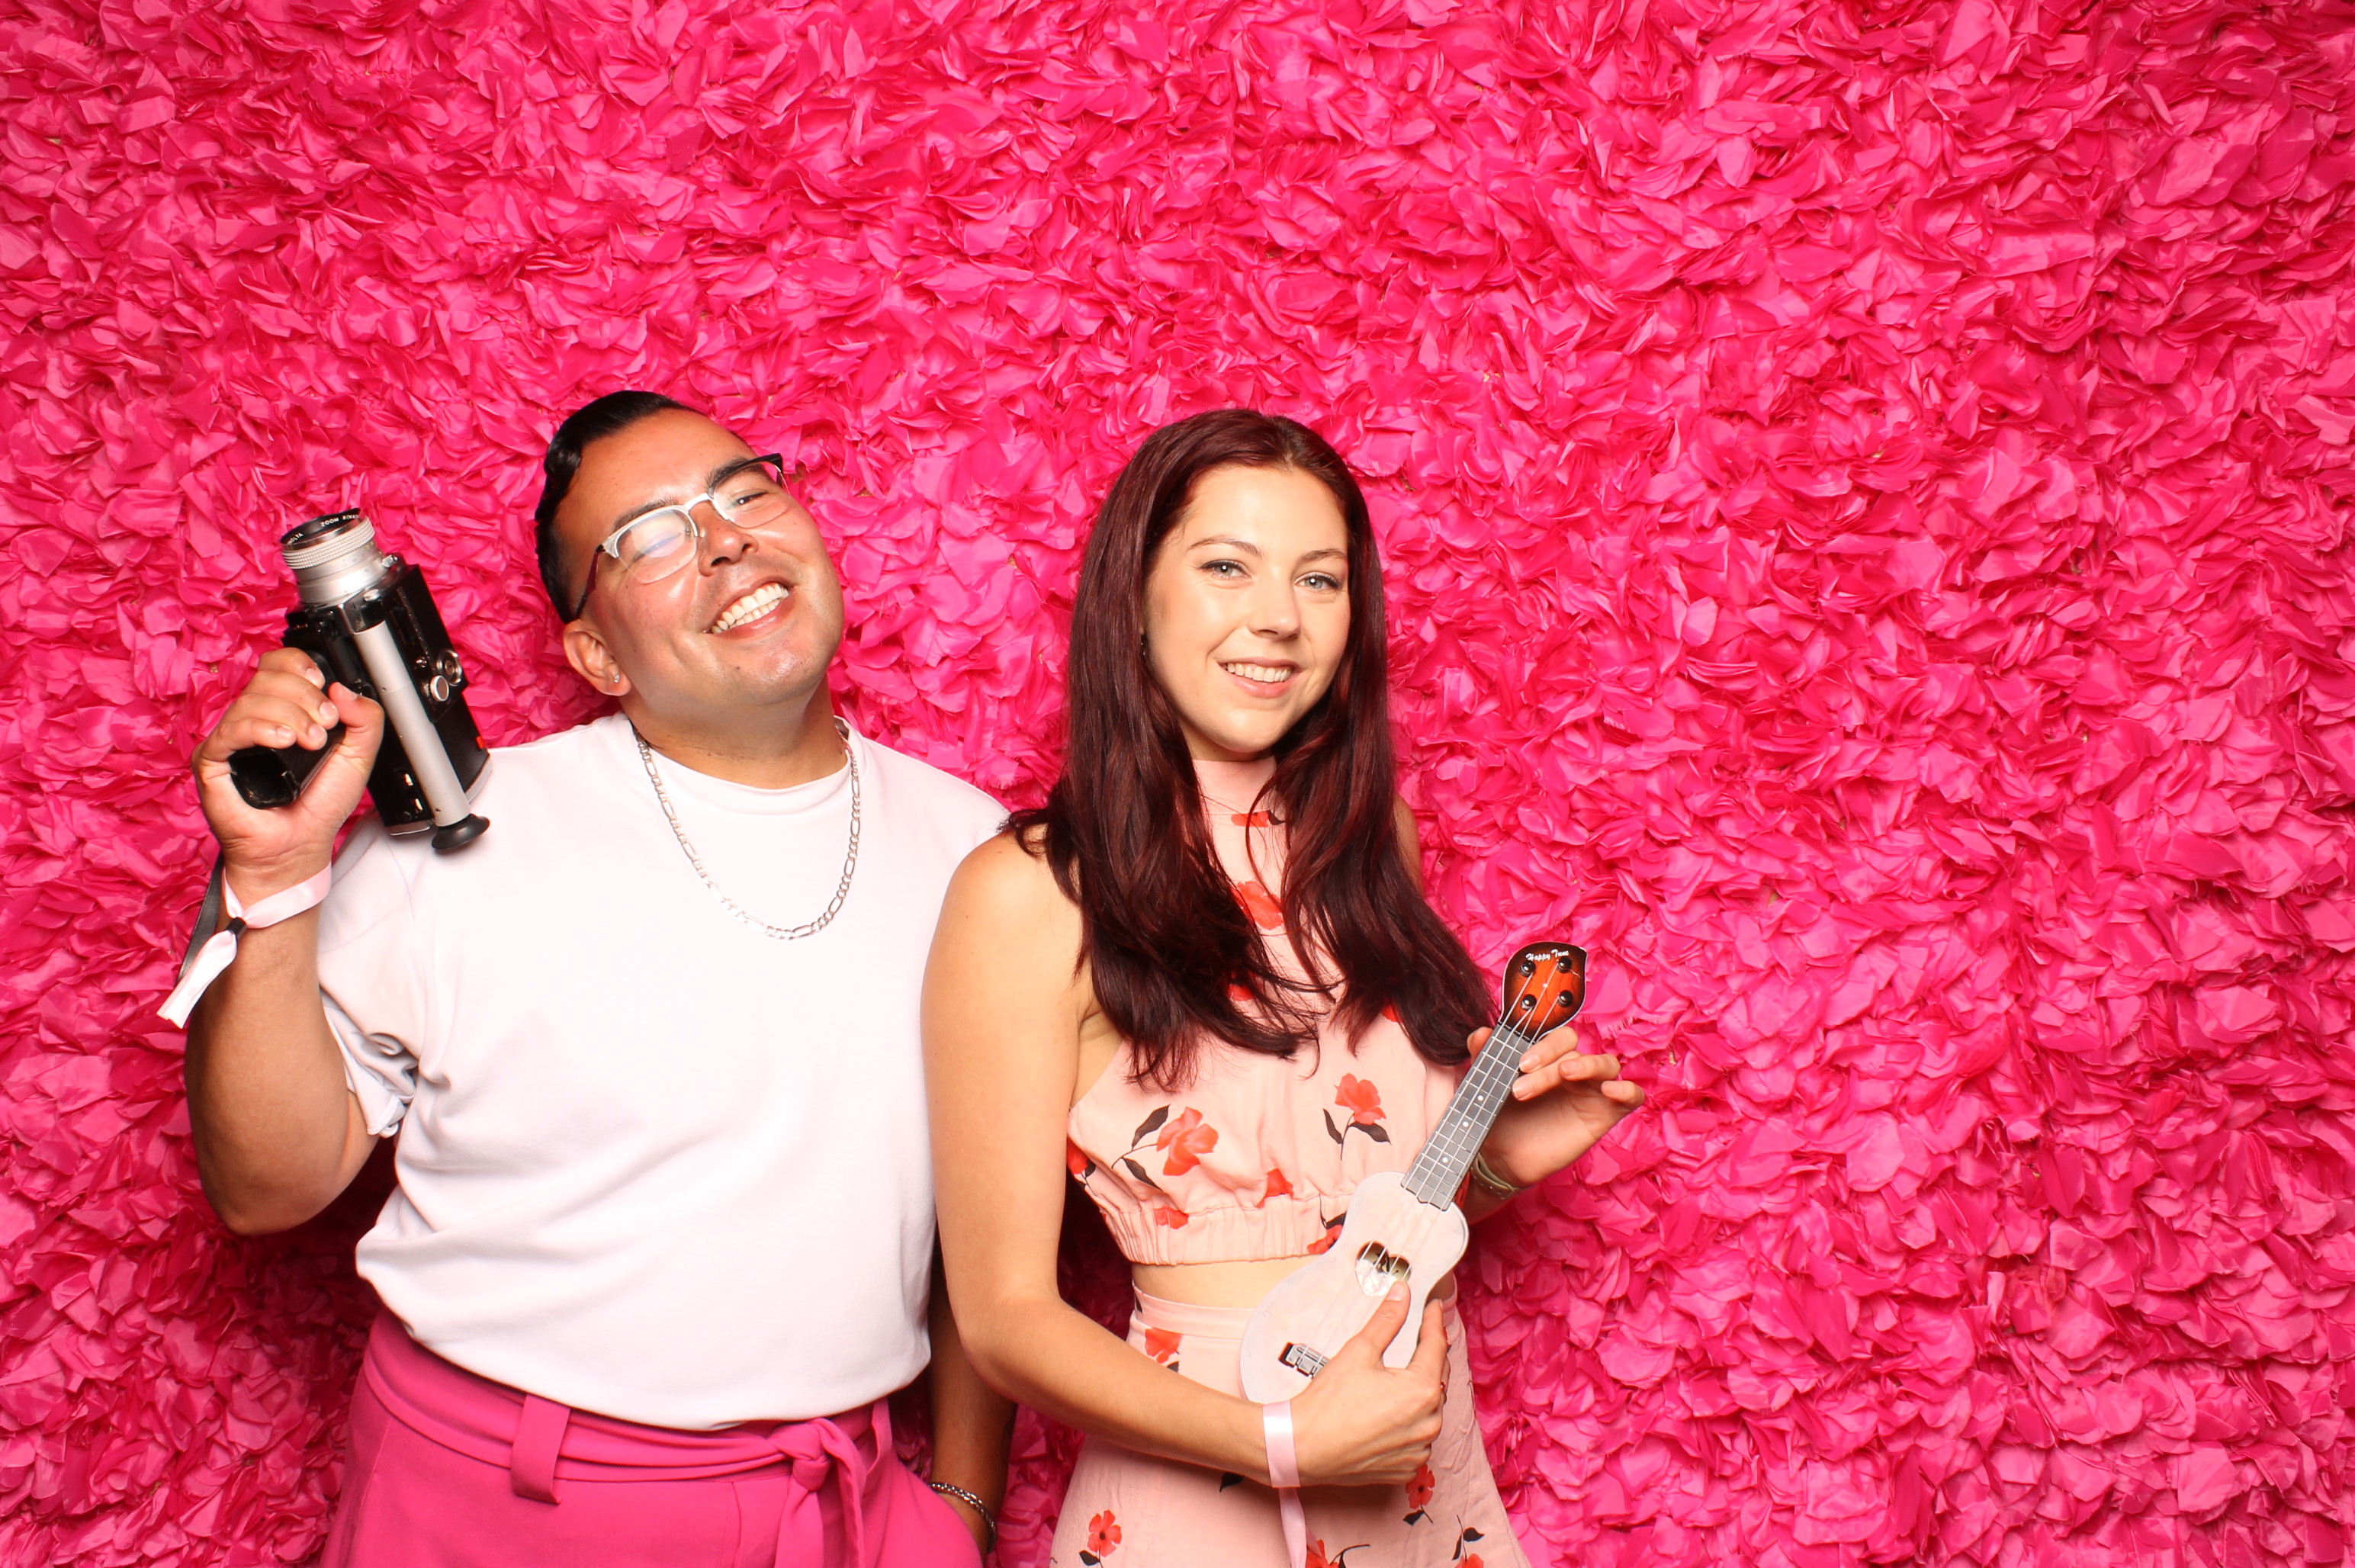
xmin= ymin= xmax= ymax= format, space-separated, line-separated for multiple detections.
xmin=563 ymin=620 xmax=631 ymax=699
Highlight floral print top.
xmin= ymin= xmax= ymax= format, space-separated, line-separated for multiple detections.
xmin=1065 ymin=758 xmax=1462 ymax=1266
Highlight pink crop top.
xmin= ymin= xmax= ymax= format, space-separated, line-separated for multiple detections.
xmin=1065 ymin=759 xmax=1461 ymax=1266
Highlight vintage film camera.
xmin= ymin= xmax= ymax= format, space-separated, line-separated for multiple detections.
xmin=227 ymin=510 xmax=491 ymax=852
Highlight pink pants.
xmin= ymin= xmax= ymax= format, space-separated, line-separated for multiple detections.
xmin=321 ymin=1313 xmax=981 ymax=1568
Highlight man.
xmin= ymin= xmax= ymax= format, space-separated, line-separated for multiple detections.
xmin=182 ymin=392 xmax=1011 ymax=1565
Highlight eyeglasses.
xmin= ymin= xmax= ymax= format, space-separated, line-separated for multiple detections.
xmin=567 ymin=455 xmax=792 ymax=622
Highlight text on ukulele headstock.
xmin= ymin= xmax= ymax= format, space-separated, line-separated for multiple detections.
xmin=1502 ymin=942 xmax=1586 ymax=1037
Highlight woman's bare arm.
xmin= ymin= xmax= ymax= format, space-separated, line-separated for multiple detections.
xmin=924 ymin=834 xmax=1445 ymax=1487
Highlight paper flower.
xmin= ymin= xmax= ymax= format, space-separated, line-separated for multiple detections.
xmin=2 ymin=3 xmax=2350 ymax=1567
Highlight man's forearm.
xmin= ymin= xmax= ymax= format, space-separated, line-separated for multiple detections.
xmin=184 ymin=910 xmax=374 ymax=1234
xmin=927 ymin=1255 xmax=1015 ymax=1554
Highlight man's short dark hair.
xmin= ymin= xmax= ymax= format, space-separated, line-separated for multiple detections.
xmin=534 ymin=391 xmax=692 ymax=619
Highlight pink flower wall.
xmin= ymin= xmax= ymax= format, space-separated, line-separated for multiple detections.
xmin=3 ymin=0 xmax=2351 ymax=1562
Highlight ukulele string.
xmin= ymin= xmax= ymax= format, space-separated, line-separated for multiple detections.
xmin=1296 ymin=959 xmax=1560 ymax=1376
xmin=1414 ymin=959 xmax=1556 ymax=1193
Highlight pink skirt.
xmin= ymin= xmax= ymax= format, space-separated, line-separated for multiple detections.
xmin=323 ymin=1312 xmax=978 ymax=1568
xmin=1050 ymin=1290 xmax=1528 ymax=1568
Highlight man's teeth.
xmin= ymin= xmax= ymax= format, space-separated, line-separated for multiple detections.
xmin=710 ymin=583 xmax=786 ymax=633
xmin=1222 ymin=662 xmax=1293 ymax=684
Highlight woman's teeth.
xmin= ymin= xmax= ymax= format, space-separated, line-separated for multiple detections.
xmin=1222 ymin=661 xmax=1293 ymax=684
xmin=710 ymin=583 xmax=786 ymax=633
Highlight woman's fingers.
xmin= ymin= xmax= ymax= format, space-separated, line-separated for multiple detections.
xmin=1512 ymin=1048 xmax=1624 ymax=1100
xmin=1334 ymin=1283 xmax=1412 ymax=1366
xmin=1404 ymin=1296 xmax=1447 ymax=1387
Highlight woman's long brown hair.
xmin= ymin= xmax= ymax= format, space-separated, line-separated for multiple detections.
xmin=1012 ymin=409 xmax=1490 ymax=1088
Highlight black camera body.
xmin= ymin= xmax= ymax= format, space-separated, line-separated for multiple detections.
xmin=227 ymin=510 xmax=490 ymax=852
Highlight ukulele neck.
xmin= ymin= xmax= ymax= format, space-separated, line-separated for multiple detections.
xmin=1403 ymin=1021 xmax=1537 ymax=1205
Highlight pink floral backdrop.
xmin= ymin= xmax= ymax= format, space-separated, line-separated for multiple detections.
xmin=3 ymin=0 xmax=2352 ymax=1563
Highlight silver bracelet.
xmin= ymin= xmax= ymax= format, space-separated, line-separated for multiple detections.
xmin=1470 ymin=1152 xmax=1524 ymax=1199
xmin=930 ymin=1480 xmax=997 ymax=1552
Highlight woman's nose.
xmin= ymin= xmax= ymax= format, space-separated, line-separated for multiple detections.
xmin=1248 ymin=582 xmax=1301 ymax=638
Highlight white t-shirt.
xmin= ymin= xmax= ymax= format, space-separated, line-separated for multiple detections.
xmin=316 ymin=715 xmax=1002 ymax=1429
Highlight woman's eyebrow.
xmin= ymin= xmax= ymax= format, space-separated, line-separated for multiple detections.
xmin=1187 ymin=535 xmax=1264 ymax=555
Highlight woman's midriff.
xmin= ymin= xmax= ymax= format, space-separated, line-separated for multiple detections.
xmin=1129 ymin=1256 xmax=1314 ymax=1308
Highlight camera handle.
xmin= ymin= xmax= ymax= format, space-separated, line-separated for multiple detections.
xmin=352 ymin=619 xmax=489 ymax=852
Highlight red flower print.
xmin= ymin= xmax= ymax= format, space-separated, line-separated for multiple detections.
xmin=1465 ymin=1557 xmax=1484 ymax=1568
xmin=1306 ymin=1543 xmax=1332 ymax=1568
xmin=1231 ymin=809 xmax=1275 ymax=827
xmin=1152 ymin=1204 xmax=1190 ymax=1229
xmin=1156 ymin=1107 xmax=1219 ymax=1175
xmin=1261 ymin=1167 xmax=1293 ymax=1204
xmin=1228 ymin=982 xmax=1254 ymax=1003
xmin=1380 ymin=1001 xmax=1401 ymax=1023
xmin=1234 ymin=879 xmax=1283 ymax=930
xmin=1407 ymin=1463 xmax=1435 ymax=1511
xmin=1335 ymin=1075 xmax=1385 ymax=1127
xmin=1144 ymin=1327 xmax=1181 ymax=1365
xmin=1068 ymin=1139 xmax=1094 ymax=1180
xmin=1087 ymin=1509 xmax=1121 ymax=1557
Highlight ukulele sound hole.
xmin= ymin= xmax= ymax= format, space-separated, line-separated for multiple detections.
xmin=1354 ymin=1242 xmax=1411 ymax=1296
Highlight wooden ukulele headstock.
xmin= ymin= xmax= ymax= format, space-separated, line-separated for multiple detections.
xmin=1500 ymin=942 xmax=1586 ymax=1036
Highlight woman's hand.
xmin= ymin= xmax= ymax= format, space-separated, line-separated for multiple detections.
xmin=1285 ymin=1286 xmax=1447 ymax=1487
xmin=1478 ymin=1023 xmax=1644 ymax=1190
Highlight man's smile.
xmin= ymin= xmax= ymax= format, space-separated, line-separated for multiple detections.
xmin=708 ymin=581 xmax=790 ymax=635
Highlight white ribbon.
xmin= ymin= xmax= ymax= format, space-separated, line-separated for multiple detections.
xmin=159 ymin=858 xmax=333 ymax=1027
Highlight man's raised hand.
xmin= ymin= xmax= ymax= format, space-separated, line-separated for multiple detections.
xmin=192 ymin=648 xmax=384 ymax=895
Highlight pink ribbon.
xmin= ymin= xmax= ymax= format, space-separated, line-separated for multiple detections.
xmin=1264 ymin=1399 xmax=1306 ymax=1568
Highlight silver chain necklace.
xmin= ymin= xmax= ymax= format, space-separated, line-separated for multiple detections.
xmin=632 ymin=719 xmax=861 ymax=940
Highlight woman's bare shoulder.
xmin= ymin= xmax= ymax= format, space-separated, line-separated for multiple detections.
xmin=948 ymin=827 xmax=1078 ymax=927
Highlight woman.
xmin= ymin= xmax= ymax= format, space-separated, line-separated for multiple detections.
xmin=927 ymin=410 xmax=1643 ymax=1566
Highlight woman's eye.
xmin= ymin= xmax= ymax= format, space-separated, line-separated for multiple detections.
xmin=1202 ymin=560 xmax=1246 ymax=579
xmin=1301 ymin=574 xmax=1344 ymax=593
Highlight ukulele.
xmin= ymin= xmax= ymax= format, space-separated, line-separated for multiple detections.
xmin=1239 ymin=942 xmax=1587 ymax=1402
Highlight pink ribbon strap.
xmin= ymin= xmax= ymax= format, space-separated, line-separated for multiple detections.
xmin=1263 ymin=1399 xmax=1306 ymax=1568
xmin=159 ymin=859 xmax=333 ymax=1027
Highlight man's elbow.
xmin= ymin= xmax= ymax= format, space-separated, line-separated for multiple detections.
xmin=199 ymin=1171 xmax=335 ymax=1236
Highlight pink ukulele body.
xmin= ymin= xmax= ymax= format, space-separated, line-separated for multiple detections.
xmin=1239 ymin=943 xmax=1587 ymax=1404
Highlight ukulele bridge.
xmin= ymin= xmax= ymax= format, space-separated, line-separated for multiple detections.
xmin=1280 ymin=1342 xmax=1329 ymax=1377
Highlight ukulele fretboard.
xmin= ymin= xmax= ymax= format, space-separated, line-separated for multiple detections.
xmin=1403 ymin=1022 xmax=1537 ymax=1204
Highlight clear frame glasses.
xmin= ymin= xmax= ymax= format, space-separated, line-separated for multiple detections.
xmin=567 ymin=455 xmax=791 ymax=622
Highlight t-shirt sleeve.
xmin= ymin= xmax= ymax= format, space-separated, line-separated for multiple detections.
xmin=956 ymin=779 xmax=1009 ymax=854
xmin=314 ymin=820 xmax=426 ymax=1138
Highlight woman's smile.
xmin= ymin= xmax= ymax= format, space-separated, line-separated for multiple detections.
xmin=1144 ymin=464 xmax=1351 ymax=763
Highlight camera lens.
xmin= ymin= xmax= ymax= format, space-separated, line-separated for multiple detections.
xmin=280 ymin=510 xmax=390 ymax=607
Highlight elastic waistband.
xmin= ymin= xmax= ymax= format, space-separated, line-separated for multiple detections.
xmin=1129 ymin=1287 xmax=1258 ymax=1340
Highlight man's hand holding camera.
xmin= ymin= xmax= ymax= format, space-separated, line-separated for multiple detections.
xmin=192 ymin=650 xmax=383 ymax=899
